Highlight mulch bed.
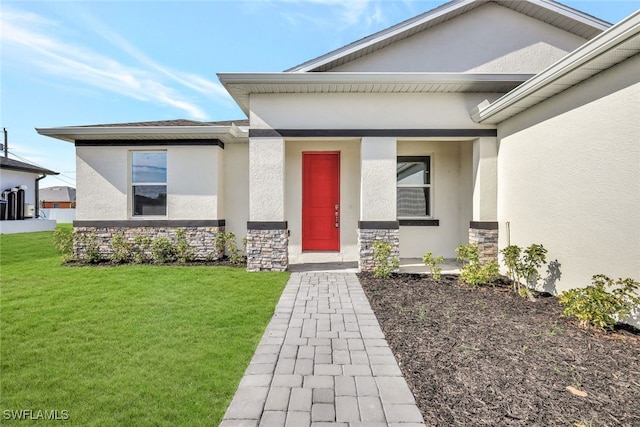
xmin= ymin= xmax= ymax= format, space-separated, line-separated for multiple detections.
xmin=358 ymin=273 xmax=640 ymax=427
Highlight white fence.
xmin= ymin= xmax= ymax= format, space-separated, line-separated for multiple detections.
xmin=40 ymin=208 xmax=76 ymax=223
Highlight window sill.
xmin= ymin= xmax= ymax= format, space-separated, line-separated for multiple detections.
xmin=398 ymin=219 xmax=439 ymax=226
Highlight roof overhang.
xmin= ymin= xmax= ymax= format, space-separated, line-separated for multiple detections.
xmin=218 ymin=72 xmax=534 ymax=115
xmin=472 ymin=10 xmax=640 ymax=124
xmin=0 ymin=157 xmax=58 ymax=175
xmin=36 ymin=124 xmax=249 ymax=144
xmin=288 ymin=0 xmax=611 ymax=73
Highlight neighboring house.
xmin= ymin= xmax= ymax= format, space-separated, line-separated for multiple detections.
xmin=37 ymin=0 xmax=639 ymax=299
xmin=0 ymin=156 xmax=58 ymax=233
xmin=40 ymin=186 xmax=76 ymax=209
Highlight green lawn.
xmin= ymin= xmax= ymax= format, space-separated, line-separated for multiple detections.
xmin=0 ymin=227 xmax=289 ymax=425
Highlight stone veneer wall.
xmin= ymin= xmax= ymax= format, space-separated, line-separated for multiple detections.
xmin=468 ymin=223 xmax=499 ymax=262
xmin=358 ymin=228 xmax=400 ymax=272
xmin=73 ymin=226 xmax=224 ymax=261
xmin=246 ymin=229 xmax=289 ymax=272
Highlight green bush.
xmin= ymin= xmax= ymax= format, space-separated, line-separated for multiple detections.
xmin=132 ymin=236 xmax=152 ymax=264
xmin=78 ymin=232 xmax=102 ymax=264
xmin=175 ymin=228 xmax=195 ymax=263
xmin=559 ymin=275 xmax=640 ymax=330
xmin=152 ymin=237 xmax=176 ymax=264
xmin=110 ymin=234 xmax=132 ymax=264
xmin=455 ymin=243 xmax=499 ymax=287
xmin=373 ymin=240 xmax=399 ymax=278
xmin=214 ymin=232 xmax=246 ymax=266
xmin=422 ymin=251 xmax=445 ymax=280
xmin=501 ymin=243 xmax=548 ymax=299
xmin=53 ymin=227 xmax=74 ymax=261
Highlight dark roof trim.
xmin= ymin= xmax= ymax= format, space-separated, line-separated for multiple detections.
xmin=75 ymin=139 xmax=224 ymax=148
xmin=78 ymin=119 xmax=249 ymax=127
xmin=0 ymin=157 xmax=58 ymax=175
xmin=250 ymin=129 xmax=497 ymax=138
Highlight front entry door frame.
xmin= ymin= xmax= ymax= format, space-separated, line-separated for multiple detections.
xmin=302 ymin=151 xmax=340 ymax=252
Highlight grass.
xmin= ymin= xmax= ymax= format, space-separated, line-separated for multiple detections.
xmin=0 ymin=226 xmax=289 ymax=425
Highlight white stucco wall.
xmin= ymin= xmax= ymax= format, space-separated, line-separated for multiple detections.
xmin=331 ymin=3 xmax=587 ymax=73
xmin=76 ymin=146 xmax=128 ymax=220
xmin=223 ymin=142 xmax=250 ymax=246
xmin=361 ymin=137 xmax=396 ymax=221
xmin=250 ymin=92 xmax=500 ymax=130
xmin=249 ymin=138 xmax=285 ymax=221
xmin=472 ymin=137 xmax=498 ymax=221
xmin=285 ymin=140 xmax=361 ymax=262
xmin=76 ymin=145 xmax=224 ymax=220
xmin=0 ymin=169 xmax=39 ymax=211
xmin=497 ymin=54 xmax=640 ymax=302
xmin=398 ymin=140 xmax=473 ymax=258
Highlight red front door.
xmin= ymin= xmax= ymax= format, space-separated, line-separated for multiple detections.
xmin=302 ymin=152 xmax=340 ymax=251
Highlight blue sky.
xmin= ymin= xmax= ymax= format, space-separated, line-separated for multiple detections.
xmin=2 ymin=0 xmax=639 ymax=188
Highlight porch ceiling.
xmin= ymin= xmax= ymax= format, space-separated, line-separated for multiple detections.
xmin=217 ymin=72 xmax=533 ymax=115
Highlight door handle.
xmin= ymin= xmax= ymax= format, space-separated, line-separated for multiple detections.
xmin=335 ymin=204 xmax=339 ymax=210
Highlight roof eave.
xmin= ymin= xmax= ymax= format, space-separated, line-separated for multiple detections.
xmin=218 ymin=72 xmax=534 ymax=114
xmin=36 ymin=125 xmax=249 ymax=143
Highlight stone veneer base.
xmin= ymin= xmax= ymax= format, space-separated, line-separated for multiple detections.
xmin=357 ymin=228 xmax=400 ymax=272
xmin=468 ymin=224 xmax=499 ymax=262
xmin=246 ymin=229 xmax=289 ymax=272
xmin=73 ymin=226 xmax=224 ymax=261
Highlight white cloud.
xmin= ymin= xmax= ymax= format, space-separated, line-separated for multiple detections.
xmin=0 ymin=7 xmax=230 ymax=120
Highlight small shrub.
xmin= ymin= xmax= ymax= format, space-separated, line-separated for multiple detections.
xmin=501 ymin=244 xmax=548 ymax=299
xmin=455 ymin=243 xmax=499 ymax=287
xmin=559 ymin=275 xmax=640 ymax=330
xmin=78 ymin=232 xmax=102 ymax=264
xmin=372 ymin=240 xmax=399 ymax=278
xmin=110 ymin=234 xmax=132 ymax=264
xmin=132 ymin=235 xmax=152 ymax=264
xmin=422 ymin=251 xmax=445 ymax=280
xmin=53 ymin=227 xmax=74 ymax=261
xmin=214 ymin=232 xmax=246 ymax=266
xmin=152 ymin=237 xmax=176 ymax=264
xmin=175 ymin=228 xmax=195 ymax=263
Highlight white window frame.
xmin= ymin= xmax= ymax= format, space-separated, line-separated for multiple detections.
xmin=397 ymin=155 xmax=432 ymax=219
xmin=130 ymin=150 xmax=168 ymax=218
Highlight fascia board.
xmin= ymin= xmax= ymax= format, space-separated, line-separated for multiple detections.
xmin=36 ymin=126 xmax=245 ymax=143
xmin=473 ymin=11 xmax=640 ymax=124
xmin=218 ymin=72 xmax=532 ymax=86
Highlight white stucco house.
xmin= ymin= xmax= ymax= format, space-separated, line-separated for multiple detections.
xmin=38 ymin=0 xmax=639 ymax=293
xmin=0 ymin=156 xmax=58 ymax=234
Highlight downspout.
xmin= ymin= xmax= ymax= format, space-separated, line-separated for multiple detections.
xmin=35 ymin=175 xmax=47 ymax=219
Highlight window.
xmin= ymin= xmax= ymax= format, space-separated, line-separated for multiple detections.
xmin=131 ymin=151 xmax=167 ymax=216
xmin=397 ymin=156 xmax=431 ymax=218
xmin=53 ymin=203 xmax=60 ymax=208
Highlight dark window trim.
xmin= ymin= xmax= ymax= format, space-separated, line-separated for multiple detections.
xmin=399 ymin=219 xmax=439 ymax=226
xmin=249 ymin=129 xmax=497 ymax=138
xmin=247 ymin=221 xmax=288 ymax=230
xmin=76 ymin=139 xmax=224 ymax=149
xmin=73 ymin=220 xmax=226 ymax=227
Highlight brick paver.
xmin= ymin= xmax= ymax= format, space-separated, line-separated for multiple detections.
xmin=220 ymin=272 xmax=425 ymax=426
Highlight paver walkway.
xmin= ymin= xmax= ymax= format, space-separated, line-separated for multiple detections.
xmin=220 ymin=272 xmax=425 ymax=427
